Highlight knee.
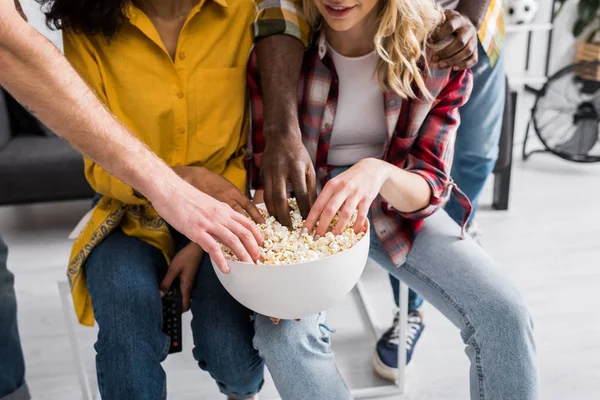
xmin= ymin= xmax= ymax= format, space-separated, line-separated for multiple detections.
xmin=195 ymin=354 xmax=264 ymax=399
xmin=477 ymin=284 xmax=534 ymax=339
xmin=192 ymin=329 xmax=263 ymax=398
xmin=92 ymin=282 xmax=165 ymax=359
xmin=253 ymin=313 xmax=333 ymax=360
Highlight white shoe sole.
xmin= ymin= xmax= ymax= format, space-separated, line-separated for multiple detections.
xmin=372 ymin=350 xmax=410 ymax=382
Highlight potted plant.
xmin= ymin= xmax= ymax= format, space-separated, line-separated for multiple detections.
xmin=556 ymin=0 xmax=600 ymax=80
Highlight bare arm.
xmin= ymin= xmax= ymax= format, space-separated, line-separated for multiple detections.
xmin=455 ymin=0 xmax=492 ymax=30
xmin=0 ymin=2 xmax=166 ymax=200
xmin=0 ymin=0 xmax=262 ymax=267
xmin=256 ymin=34 xmax=317 ymax=226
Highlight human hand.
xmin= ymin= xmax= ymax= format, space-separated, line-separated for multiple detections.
xmin=430 ymin=9 xmax=478 ymax=71
xmin=174 ymin=166 xmax=265 ymax=225
xmin=269 ymin=317 xmax=300 ymax=324
xmin=149 ymin=178 xmax=262 ymax=274
xmin=261 ymin=129 xmax=317 ymax=227
xmin=252 ymin=189 xmax=265 ymax=205
xmin=160 ymin=243 xmax=204 ymax=312
xmin=304 ymin=158 xmax=388 ymax=237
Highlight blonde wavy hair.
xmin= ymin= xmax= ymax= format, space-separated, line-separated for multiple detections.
xmin=302 ymin=0 xmax=442 ymax=100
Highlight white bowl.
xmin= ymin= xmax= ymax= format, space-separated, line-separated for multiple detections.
xmin=211 ymin=221 xmax=370 ymax=320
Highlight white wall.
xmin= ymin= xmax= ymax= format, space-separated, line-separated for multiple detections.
xmin=19 ymin=0 xmax=62 ymax=50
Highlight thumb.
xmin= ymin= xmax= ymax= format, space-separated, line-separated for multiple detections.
xmin=160 ymin=264 xmax=180 ymax=296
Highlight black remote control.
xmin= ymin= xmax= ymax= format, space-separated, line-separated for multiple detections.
xmin=161 ymin=279 xmax=182 ymax=354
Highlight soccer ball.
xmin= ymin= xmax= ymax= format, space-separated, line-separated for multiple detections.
xmin=505 ymin=0 xmax=539 ymax=25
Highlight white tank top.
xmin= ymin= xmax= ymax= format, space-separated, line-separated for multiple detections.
xmin=327 ymin=45 xmax=389 ymax=166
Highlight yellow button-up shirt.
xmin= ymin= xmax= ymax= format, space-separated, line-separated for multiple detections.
xmin=66 ymin=0 xmax=255 ymax=326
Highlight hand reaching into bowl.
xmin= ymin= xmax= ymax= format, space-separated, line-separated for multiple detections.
xmin=303 ymin=158 xmax=386 ymax=237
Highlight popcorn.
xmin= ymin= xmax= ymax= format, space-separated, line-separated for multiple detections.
xmin=222 ymin=198 xmax=365 ymax=265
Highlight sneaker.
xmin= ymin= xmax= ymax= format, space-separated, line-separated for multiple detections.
xmin=372 ymin=309 xmax=425 ymax=381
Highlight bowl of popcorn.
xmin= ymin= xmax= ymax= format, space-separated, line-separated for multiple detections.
xmin=211 ymin=199 xmax=370 ymax=320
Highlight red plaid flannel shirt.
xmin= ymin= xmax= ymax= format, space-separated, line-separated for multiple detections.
xmin=247 ymin=32 xmax=473 ymax=267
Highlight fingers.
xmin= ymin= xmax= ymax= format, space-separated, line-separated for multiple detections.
xmin=431 ymin=17 xmax=458 ymax=43
xmin=314 ymin=192 xmax=346 ymax=237
xmin=443 ymin=37 xmax=478 ymax=70
xmin=303 ymin=184 xmax=334 ymax=233
xmin=306 ymin=166 xmax=318 ymax=206
xmin=333 ymin=196 xmax=360 ymax=236
xmin=239 ymin=196 xmax=265 ymax=224
xmin=270 ymin=317 xmax=280 ymax=325
xmin=272 ymin=175 xmax=292 ymax=228
xmin=435 ymin=28 xmax=476 ymax=66
xmin=352 ymin=200 xmax=369 ymax=233
xmin=160 ymin=264 xmax=180 ymax=296
xmin=196 ymin=231 xmax=231 ymax=274
xmin=225 ymin=216 xmax=263 ymax=262
xmin=179 ymin=266 xmax=198 ymax=313
xmin=291 ymin=165 xmax=312 ymax=220
xmin=433 ymin=36 xmax=466 ymax=63
xmin=231 ymin=211 xmax=264 ymax=246
xmin=263 ymin=175 xmax=277 ymax=222
xmin=215 ymin=223 xmax=255 ymax=264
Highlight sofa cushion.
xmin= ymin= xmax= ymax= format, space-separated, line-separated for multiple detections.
xmin=0 ymin=135 xmax=94 ymax=205
xmin=3 ymin=90 xmax=47 ymax=136
xmin=0 ymin=90 xmax=11 ymax=150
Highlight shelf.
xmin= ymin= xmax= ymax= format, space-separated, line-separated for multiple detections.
xmin=505 ymin=23 xmax=554 ymax=33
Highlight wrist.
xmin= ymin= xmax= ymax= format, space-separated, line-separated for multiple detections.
xmin=360 ymin=158 xmax=391 ymax=182
xmin=263 ymin=118 xmax=302 ymax=141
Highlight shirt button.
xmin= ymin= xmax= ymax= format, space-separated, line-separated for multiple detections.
xmin=178 ymin=127 xmax=185 ymax=134
xmin=176 ymin=92 xmax=184 ymax=99
xmin=179 ymin=52 xmax=186 ymax=60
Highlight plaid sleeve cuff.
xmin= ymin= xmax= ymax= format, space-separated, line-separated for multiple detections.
xmin=395 ymin=170 xmax=451 ymax=220
xmin=253 ymin=0 xmax=311 ymax=48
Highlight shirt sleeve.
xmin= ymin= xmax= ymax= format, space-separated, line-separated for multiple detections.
xmin=397 ymin=68 xmax=473 ymax=220
xmin=253 ymin=0 xmax=312 ymax=48
xmin=63 ymin=31 xmax=145 ymax=205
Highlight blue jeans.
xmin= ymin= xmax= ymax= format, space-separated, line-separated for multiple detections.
xmin=445 ymin=43 xmax=506 ymax=224
xmin=0 ymin=235 xmax=30 ymax=400
xmin=256 ymin=210 xmax=538 ymax=399
xmin=84 ymin=229 xmax=264 ymax=399
xmin=391 ymin=44 xmax=506 ymax=306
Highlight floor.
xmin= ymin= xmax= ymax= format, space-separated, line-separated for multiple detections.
xmin=2 ymin=152 xmax=600 ymax=400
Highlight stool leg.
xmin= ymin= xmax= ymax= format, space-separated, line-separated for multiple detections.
xmin=57 ymin=280 xmax=95 ymax=400
xmin=395 ymin=281 xmax=409 ymax=393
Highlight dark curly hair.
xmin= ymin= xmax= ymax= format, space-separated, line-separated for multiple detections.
xmin=37 ymin=0 xmax=129 ymax=37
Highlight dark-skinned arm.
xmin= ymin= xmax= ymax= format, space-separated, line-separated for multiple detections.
xmin=431 ymin=0 xmax=492 ymax=70
xmin=456 ymin=0 xmax=492 ymax=30
xmin=253 ymin=0 xmax=316 ymax=227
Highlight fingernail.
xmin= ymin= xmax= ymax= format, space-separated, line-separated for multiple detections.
xmin=160 ymin=291 xmax=165 ymax=297
xmin=453 ymin=65 xmax=459 ymax=71
xmin=314 ymin=234 xmax=321 ymax=240
xmin=301 ymin=227 xmax=308 ymax=235
xmin=439 ymin=61 xmax=448 ymax=68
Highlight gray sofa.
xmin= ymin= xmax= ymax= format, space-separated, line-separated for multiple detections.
xmin=0 ymin=89 xmax=94 ymax=205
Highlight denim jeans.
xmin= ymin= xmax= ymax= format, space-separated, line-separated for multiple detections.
xmin=0 ymin=235 xmax=30 ymax=400
xmin=445 ymin=43 xmax=506 ymax=224
xmin=256 ymin=210 xmax=538 ymax=399
xmin=391 ymin=44 xmax=506 ymax=307
xmin=84 ymin=229 xmax=264 ymax=400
